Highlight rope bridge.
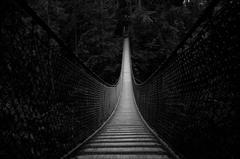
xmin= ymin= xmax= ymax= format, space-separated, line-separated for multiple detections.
xmin=0 ymin=0 xmax=239 ymax=159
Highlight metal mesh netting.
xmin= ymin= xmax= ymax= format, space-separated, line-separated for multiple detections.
xmin=133 ymin=0 xmax=240 ymax=159
xmin=0 ymin=1 xmax=122 ymax=159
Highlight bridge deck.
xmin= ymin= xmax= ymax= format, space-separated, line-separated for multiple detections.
xmin=69 ymin=39 xmax=173 ymax=159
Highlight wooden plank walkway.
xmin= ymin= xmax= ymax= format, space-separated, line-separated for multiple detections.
xmin=68 ymin=38 xmax=175 ymax=159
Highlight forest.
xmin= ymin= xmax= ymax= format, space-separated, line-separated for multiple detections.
xmin=27 ymin=0 xmax=208 ymax=83
xmin=1 ymin=0 xmax=239 ymax=159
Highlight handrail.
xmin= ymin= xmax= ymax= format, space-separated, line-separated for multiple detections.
xmin=0 ymin=1 xmax=123 ymax=159
xmin=132 ymin=0 xmax=240 ymax=158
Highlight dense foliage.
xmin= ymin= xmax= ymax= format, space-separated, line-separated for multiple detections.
xmin=27 ymin=0 xmax=207 ymax=83
xmin=131 ymin=0 xmax=208 ymax=81
xmin=27 ymin=0 xmax=122 ymax=84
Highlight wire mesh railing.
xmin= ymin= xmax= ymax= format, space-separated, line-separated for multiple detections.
xmin=132 ymin=0 xmax=240 ymax=159
xmin=0 ymin=1 xmax=122 ymax=159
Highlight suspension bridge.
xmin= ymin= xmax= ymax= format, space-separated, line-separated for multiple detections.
xmin=62 ymin=38 xmax=178 ymax=159
xmin=0 ymin=0 xmax=239 ymax=159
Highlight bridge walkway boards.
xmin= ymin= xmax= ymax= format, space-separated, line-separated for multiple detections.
xmin=69 ymin=38 xmax=174 ymax=159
